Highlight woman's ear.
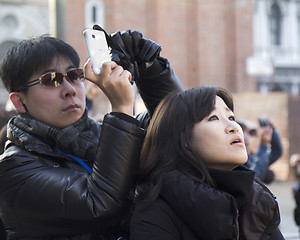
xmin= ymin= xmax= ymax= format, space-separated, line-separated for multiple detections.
xmin=9 ymin=92 xmax=27 ymax=113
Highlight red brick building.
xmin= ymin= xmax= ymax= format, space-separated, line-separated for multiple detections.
xmin=64 ymin=0 xmax=255 ymax=92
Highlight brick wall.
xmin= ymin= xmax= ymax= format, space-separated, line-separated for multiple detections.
xmin=64 ymin=0 xmax=255 ymax=92
xmin=65 ymin=0 xmax=87 ymax=68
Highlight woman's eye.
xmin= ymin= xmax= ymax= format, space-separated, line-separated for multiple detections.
xmin=229 ymin=116 xmax=236 ymax=121
xmin=208 ymin=115 xmax=218 ymax=121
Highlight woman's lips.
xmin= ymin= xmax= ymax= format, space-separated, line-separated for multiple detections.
xmin=230 ymin=136 xmax=244 ymax=145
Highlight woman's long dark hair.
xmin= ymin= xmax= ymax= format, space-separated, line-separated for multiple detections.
xmin=136 ymin=86 xmax=234 ymax=204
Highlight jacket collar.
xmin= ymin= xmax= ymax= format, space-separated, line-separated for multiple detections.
xmin=208 ymin=166 xmax=255 ymax=208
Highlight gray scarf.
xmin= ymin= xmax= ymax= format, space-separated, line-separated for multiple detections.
xmin=8 ymin=110 xmax=101 ymax=161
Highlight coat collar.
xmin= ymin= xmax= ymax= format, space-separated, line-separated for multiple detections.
xmin=208 ymin=166 xmax=255 ymax=208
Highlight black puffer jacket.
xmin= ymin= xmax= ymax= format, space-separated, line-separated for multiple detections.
xmin=130 ymin=167 xmax=284 ymax=240
xmin=1 ymin=113 xmax=145 ymax=240
xmin=0 ymin=57 xmax=183 ymax=240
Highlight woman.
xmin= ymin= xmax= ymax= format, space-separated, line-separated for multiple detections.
xmin=130 ymin=87 xmax=283 ymax=239
xmin=0 ymin=33 xmax=182 ymax=239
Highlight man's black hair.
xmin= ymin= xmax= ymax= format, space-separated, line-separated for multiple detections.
xmin=0 ymin=35 xmax=80 ymax=93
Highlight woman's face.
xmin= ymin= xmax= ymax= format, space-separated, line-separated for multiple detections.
xmin=20 ymin=56 xmax=86 ymax=128
xmin=190 ymin=96 xmax=248 ymax=171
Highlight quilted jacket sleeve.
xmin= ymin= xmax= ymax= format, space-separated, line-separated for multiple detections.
xmin=136 ymin=57 xmax=184 ymax=117
xmin=0 ymin=113 xmax=146 ymax=237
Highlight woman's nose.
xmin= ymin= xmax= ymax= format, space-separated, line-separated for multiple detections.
xmin=225 ymin=123 xmax=239 ymax=134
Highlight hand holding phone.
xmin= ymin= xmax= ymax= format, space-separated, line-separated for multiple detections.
xmin=83 ymin=28 xmax=111 ymax=75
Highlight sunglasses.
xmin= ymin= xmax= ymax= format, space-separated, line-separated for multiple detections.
xmin=17 ymin=68 xmax=84 ymax=92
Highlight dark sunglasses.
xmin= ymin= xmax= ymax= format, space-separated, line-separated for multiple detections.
xmin=17 ymin=68 xmax=84 ymax=92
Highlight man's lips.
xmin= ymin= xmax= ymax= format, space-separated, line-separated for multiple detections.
xmin=63 ymin=104 xmax=80 ymax=111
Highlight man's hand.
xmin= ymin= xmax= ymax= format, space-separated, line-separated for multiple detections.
xmin=84 ymin=59 xmax=134 ymax=116
xmin=93 ymin=25 xmax=161 ymax=82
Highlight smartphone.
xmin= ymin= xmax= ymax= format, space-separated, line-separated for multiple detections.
xmin=83 ymin=28 xmax=111 ymax=75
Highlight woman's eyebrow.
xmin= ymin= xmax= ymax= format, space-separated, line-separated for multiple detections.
xmin=225 ymin=107 xmax=233 ymax=114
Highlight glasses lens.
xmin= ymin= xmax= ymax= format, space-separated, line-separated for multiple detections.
xmin=40 ymin=72 xmax=63 ymax=87
xmin=66 ymin=69 xmax=83 ymax=82
xmin=39 ymin=73 xmax=53 ymax=87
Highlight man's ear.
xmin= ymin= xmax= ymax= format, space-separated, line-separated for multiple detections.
xmin=9 ymin=92 xmax=27 ymax=113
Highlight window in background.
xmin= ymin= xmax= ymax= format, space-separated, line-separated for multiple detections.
xmin=270 ymin=3 xmax=282 ymax=46
xmin=85 ymin=0 xmax=105 ymax=29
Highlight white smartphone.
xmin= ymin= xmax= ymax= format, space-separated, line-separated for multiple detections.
xmin=83 ymin=28 xmax=111 ymax=75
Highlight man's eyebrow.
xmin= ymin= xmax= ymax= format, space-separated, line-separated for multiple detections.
xmin=41 ymin=69 xmax=55 ymax=75
xmin=67 ymin=65 xmax=76 ymax=70
xmin=41 ymin=65 xmax=76 ymax=75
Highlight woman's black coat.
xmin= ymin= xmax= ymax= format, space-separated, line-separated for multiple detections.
xmin=130 ymin=167 xmax=284 ymax=240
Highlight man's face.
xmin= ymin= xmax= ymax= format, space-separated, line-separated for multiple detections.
xmin=243 ymin=126 xmax=260 ymax=155
xmin=247 ymin=128 xmax=261 ymax=154
xmin=19 ymin=56 xmax=86 ymax=128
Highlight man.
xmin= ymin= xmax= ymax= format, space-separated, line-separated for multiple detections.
xmin=239 ymin=118 xmax=282 ymax=183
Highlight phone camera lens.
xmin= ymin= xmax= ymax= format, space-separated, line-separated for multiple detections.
xmin=92 ymin=35 xmax=95 ymax=38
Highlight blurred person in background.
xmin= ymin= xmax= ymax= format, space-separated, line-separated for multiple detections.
xmin=85 ymin=80 xmax=107 ymax=121
xmin=238 ymin=117 xmax=283 ymax=184
xmin=0 ymin=105 xmax=16 ymax=154
xmin=290 ymin=153 xmax=300 ymax=227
